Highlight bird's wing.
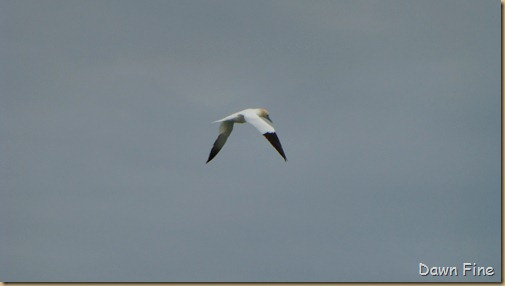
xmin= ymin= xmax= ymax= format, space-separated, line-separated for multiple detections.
xmin=245 ymin=114 xmax=287 ymax=161
xmin=206 ymin=121 xmax=234 ymax=163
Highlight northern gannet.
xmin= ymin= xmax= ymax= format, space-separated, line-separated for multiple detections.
xmin=206 ymin=108 xmax=287 ymax=163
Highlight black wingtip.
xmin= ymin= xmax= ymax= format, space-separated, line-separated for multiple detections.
xmin=206 ymin=150 xmax=218 ymax=164
xmin=206 ymin=153 xmax=213 ymax=164
xmin=263 ymin=132 xmax=287 ymax=161
xmin=206 ymin=133 xmax=227 ymax=164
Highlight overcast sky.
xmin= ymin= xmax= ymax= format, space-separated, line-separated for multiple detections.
xmin=0 ymin=0 xmax=500 ymax=282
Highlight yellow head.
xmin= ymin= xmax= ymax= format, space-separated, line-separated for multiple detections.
xmin=257 ymin=108 xmax=272 ymax=123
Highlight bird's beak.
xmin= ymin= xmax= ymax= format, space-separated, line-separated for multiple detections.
xmin=265 ymin=115 xmax=273 ymax=123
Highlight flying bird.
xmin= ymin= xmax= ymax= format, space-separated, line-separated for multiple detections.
xmin=206 ymin=108 xmax=287 ymax=163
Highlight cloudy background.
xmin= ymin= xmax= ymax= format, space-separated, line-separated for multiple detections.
xmin=0 ymin=0 xmax=500 ymax=282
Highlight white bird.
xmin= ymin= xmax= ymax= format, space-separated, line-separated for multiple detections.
xmin=206 ymin=108 xmax=287 ymax=163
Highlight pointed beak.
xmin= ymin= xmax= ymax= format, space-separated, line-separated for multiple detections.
xmin=265 ymin=114 xmax=273 ymax=123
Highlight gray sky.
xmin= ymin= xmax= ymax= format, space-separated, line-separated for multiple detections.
xmin=0 ymin=0 xmax=500 ymax=282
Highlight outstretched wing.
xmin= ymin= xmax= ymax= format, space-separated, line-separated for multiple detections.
xmin=245 ymin=114 xmax=287 ymax=161
xmin=206 ymin=121 xmax=234 ymax=163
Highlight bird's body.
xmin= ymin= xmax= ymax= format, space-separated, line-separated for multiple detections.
xmin=206 ymin=108 xmax=287 ymax=163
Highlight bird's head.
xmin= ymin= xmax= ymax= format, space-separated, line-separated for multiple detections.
xmin=257 ymin=108 xmax=272 ymax=123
